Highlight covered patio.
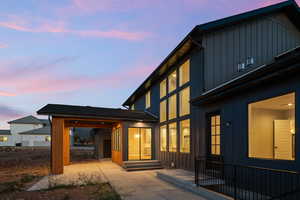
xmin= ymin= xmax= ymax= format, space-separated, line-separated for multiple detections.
xmin=37 ymin=104 xmax=158 ymax=174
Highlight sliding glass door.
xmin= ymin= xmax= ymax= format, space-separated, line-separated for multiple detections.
xmin=128 ymin=128 xmax=152 ymax=160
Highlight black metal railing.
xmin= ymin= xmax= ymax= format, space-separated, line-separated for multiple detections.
xmin=195 ymin=157 xmax=300 ymax=200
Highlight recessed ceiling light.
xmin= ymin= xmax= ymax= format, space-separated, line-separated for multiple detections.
xmin=288 ymin=103 xmax=293 ymax=106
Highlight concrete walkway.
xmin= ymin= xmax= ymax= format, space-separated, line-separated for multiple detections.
xmin=98 ymin=161 xmax=206 ymax=200
xmin=29 ymin=160 xmax=206 ymax=200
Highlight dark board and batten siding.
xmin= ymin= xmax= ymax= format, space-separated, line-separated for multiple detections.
xmin=203 ymin=12 xmax=300 ymax=91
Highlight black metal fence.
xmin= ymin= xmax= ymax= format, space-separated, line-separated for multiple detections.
xmin=195 ymin=157 xmax=300 ymax=200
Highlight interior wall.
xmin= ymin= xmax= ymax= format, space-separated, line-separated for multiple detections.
xmin=249 ymin=108 xmax=288 ymax=159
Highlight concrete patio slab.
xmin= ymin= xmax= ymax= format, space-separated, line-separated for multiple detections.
xmin=28 ymin=161 xmax=107 ymax=191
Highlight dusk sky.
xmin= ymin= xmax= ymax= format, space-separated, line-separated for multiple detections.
xmin=0 ymin=0 xmax=299 ymax=128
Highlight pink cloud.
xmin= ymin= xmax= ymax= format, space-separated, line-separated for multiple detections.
xmin=0 ymin=43 xmax=8 ymax=48
xmin=0 ymin=15 xmax=149 ymax=41
xmin=0 ymin=91 xmax=16 ymax=97
xmin=0 ymin=56 xmax=155 ymax=96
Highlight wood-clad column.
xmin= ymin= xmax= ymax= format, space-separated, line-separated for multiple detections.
xmin=63 ymin=127 xmax=70 ymax=166
xmin=51 ymin=117 xmax=65 ymax=174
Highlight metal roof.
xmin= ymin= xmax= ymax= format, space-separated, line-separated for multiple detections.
xmin=37 ymin=104 xmax=158 ymax=122
xmin=0 ymin=130 xmax=11 ymax=135
xmin=18 ymin=126 xmax=50 ymax=136
xmin=8 ymin=115 xmax=45 ymax=125
xmin=122 ymin=0 xmax=300 ymax=107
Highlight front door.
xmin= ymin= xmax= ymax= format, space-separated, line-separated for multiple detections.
xmin=128 ymin=128 xmax=152 ymax=160
xmin=207 ymin=113 xmax=222 ymax=160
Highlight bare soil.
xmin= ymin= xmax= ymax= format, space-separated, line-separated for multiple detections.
xmin=0 ymin=147 xmax=119 ymax=200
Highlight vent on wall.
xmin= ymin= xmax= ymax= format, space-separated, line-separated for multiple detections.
xmin=238 ymin=57 xmax=255 ymax=72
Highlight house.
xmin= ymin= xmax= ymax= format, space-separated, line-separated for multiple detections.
xmin=37 ymin=0 xmax=300 ymax=177
xmin=0 ymin=130 xmax=13 ymax=146
xmin=8 ymin=115 xmax=51 ymax=146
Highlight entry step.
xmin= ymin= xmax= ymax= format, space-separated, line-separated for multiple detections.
xmin=123 ymin=160 xmax=163 ymax=171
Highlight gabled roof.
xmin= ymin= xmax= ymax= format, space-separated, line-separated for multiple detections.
xmin=8 ymin=115 xmax=43 ymax=125
xmin=37 ymin=104 xmax=158 ymax=122
xmin=122 ymin=0 xmax=300 ymax=107
xmin=0 ymin=130 xmax=11 ymax=135
xmin=18 ymin=126 xmax=50 ymax=136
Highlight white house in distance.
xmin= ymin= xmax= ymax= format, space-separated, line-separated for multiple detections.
xmin=8 ymin=115 xmax=51 ymax=147
xmin=0 ymin=130 xmax=13 ymax=146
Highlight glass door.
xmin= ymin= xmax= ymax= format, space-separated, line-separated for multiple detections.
xmin=128 ymin=128 xmax=152 ymax=160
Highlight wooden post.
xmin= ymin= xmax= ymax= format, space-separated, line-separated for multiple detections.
xmin=51 ymin=117 xmax=65 ymax=174
xmin=63 ymin=127 xmax=70 ymax=166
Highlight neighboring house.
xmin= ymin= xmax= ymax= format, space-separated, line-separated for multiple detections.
xmin=8 ymin=115 xmax=51 ymax=146
xmin=0 ymin=130 xmax=13 ymax=146
xmin=38 ymin=0 xmax=300 ymax=178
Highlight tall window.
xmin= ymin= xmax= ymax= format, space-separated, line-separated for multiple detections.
xmin=131 ymin=104 xmax=135 ymax=110
xmin=160 ymin=100 xmax=167 ymax=122
xmin=179 ymin=87 xmax=190 ymax=116
xmin=0 ymin=136 xmax=8 ymax=142
xmin=169 ymin=122 xmax=177 ymax=152
xmin=249 ymin=93 xmax=295 ymax=160
xmin=160 ymin=79 xmax=167 ymax=98
xmin=179 ymin=60 xmax=190 ymax=86
xmin=168 ymin=70 xmax=177 ymax=93
xmin=146 ymin=90 xmax=151 ymax=109
xmin=168 ymin=94 xmax=177 ymax=120
xmin=210 ymin=115 xmax=221 ymax=155
xmin=160 ymin=126 xmax=167 ymax=151
xmin=180 ymin=119 xmax=190 ymax=153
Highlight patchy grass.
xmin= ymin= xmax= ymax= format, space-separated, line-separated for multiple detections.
xmin=0 ymin=147 xmax=121 ymax=199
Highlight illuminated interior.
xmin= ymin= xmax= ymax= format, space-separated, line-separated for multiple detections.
xmin=210 ymin=115 xmax=221 ymax=155
xmin=146 ymin=91 xmax=151 ymax=108
xmin=0 ymin=136 xmax=8 ymax=142
xmin=160 ymin=100 xmax=167 ymax=122
xmin=128 ymin=128 xmax=152 ymax=160
xmin=160 ymin=79 xmax=167 ymax=98
xmin=168 ymin=70 xmax=177 ymax=93
xmin=180 ymin=119 xmax=190 ymax=153
xmin=160 ymin=125 xmax=167 ymax=151
xmin=169 ymin=122 xmax=177 ymax=152
xmin=179 ymin=59 xmax=190 ymax=86
xmin=179 ymin=87 xmax=190 ymax=116
xmin=45 ymin=136 xmax=51 ymax=142
xmin=248 ymin=93 xmax=295 ymax=160
xmin=168 ymin=94 xmax=177 ymax=120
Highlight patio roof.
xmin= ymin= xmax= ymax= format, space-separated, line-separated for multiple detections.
xmin=37 ymin=104 xmax=158 ymax=123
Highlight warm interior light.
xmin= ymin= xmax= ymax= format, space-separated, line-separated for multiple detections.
xmin=288 ymin=103 xmax=293 ymax=106
xmin=134 ymin=134 xmax=140 ymax=138
xmin=3 ymin=137 xmax=7 ymax=142
xmin=172 ymin=73 xmax=176 ymax=78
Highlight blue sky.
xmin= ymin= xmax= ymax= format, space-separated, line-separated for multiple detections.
xmin=0 ymin=0 xmax=298 ymax=128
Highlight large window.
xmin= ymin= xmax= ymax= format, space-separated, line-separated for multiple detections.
xmin=179 ymin=87 xmax=190 ymax=116
xmin=248 ymin=93 xmax=295 ymax=160
xmin=180 ymin=119 xmax=190 ymax=153
xmin=160 ymin=126 xmax=167 ymax=151
xmin=169 ymin=122 xmax=177 ymax=152
xmin=112 ymin=128 xmax=121 ymax=151
xmin=210 ymin=115 xmax=221 ymax=155
xmin=168 ymin=70 xmax=177 ymax=93
xmin=0 ymin=136 xmax=8 ymax=142
xmin=160 ymin=79 xmax=167 ymax=98
xmin=179 ymin=60 xmax=190 ymax=86
xmin=146 ymin=90 xmax=151 ymax=109
xmin=160 ymin=100 xmax=167 ymax=122
xmin=168 ymin=94 xmax=177 ymax=120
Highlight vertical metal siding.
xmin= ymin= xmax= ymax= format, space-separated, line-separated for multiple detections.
xmin=203 ymin=12 xmax=300 ymax=91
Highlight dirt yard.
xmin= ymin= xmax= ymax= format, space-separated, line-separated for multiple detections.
xmin=0 ymin=147 xmax=120 ymax=200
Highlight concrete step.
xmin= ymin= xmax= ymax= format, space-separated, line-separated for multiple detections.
xmin=123 ymin=160 xmax=163 ymax=171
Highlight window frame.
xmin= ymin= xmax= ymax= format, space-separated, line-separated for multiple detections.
xmin=168 ymin=94 xmax=177 ymax=120
xmin=180 ymin=119 xmax=190 ymax=153
xmin=247 ymin=92 xmax=296 ymax=161
xmin=160 ymin=100 xmax=167 ymax=122
xmin=179 ymin=59 xmax=190 ymax=86
xmin=179 ymin=86 xmax=190 ymax=117
xmin=145 ymin=90 xmax=151 ymax=109
xmin=168 ymin=122 xmax=177 ymax=152
xmin=168 ymin=70 xmax=177 ymax=94
xmin=160 ymin=79 xmax=167 ymax=99
xmin=160 ymin=125 xmax=167 ymax=152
